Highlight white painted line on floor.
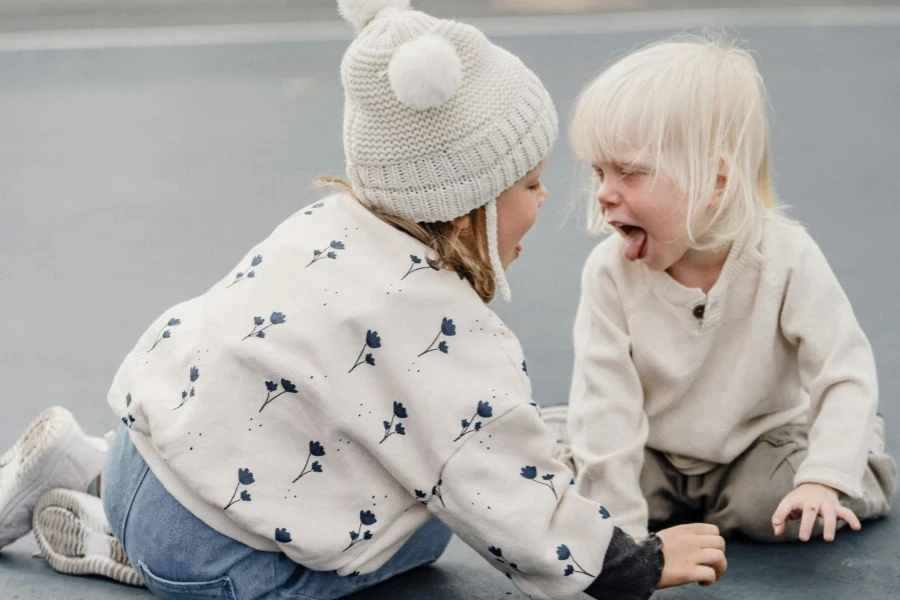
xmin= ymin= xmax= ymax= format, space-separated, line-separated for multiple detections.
xmin=2 ymin=6 xmax=900 ymax=52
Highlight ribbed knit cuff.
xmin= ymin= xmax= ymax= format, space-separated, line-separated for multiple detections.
xmin=584 ymin=528 xmax=664 ymax=600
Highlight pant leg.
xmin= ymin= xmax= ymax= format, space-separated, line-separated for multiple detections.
xmin=705 ymin=419 xmax=895 ymax=543
xmin=102 ymin=426 xmax=452 ymax=600
xmin=848 ymin=415 xmax=896 ymax=521
xmin=640 ymin=449 xmax=699 ymax=530
xmin=276 ymin=518 xmax=453 ymax=600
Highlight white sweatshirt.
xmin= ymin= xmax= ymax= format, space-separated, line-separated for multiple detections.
xmin=568 ymin=217 xmax=879 ymax=538
xmin=107 ymin=194 xmax=661 ymax=600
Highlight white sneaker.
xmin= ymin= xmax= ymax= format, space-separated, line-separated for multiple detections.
xmin=33 ymin=488 xmax=143 ymax=586
xmin=0 ymin=407 xmax=107 ymax=550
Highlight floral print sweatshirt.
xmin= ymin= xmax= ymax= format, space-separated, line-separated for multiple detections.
xmin=107 ymin=194 xmax=662 ymax=600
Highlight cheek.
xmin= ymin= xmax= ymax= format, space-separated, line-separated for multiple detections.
xmin=508 ymin=204 xmax=538 ymax=244
xmin=495 ymin=193 xmax=538 ymax=251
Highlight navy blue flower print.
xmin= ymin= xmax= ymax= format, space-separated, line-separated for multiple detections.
xmin=520 ymin=466 xmax=558 ymax=500
xmin=293 ymin=441 xmax=326 ymax=482
xmin=227 ymin=255 xmax=263 ymax=289
xmin=173 ymin=366 xmax=199 ymax=410
xmin=350 ymin=330 xmax=382 ymax=373
xmin=121 ymin=393 xmax=136 ymax=428
xmin=275 ymin=528 xmax=292 ymax=543
xmin=306 ymin=240 xmax=346 ymax=267
xmin=418 ymin=318 xmax=457 ymax=357
xmin=556 ymin=544 xmax=595 ymax=578
xmin=488 ymin=546 xmax=526 ymax=574
xmin=401 ymin=254 xmax=441 ymax=280
xmin=599 ymin=505 xmax=611 ymax=519
xmin=414 ymin=479 xmax=444 ymax=507
xmin=259 ymin=378 xmax=298 ymax=413
xmin=522 ymin=360 xmax=528 ymax=374
xmin=380 ymin=401 xmax=408 ymax=444
xmin=148 ymin=317 xmax=181 ymax=352
xmin=224 ymin=468 xmax=255 ymax=510
xmin=343 ymin=510 xmax=377 ymax=552
xmin=243 ymin=312 xmax=287 ymax=341
xmin=431 ymin=479 xmax=445 ymax=507
xmin=304 ymin=202 xmax=325 ymax=216
xmin=453 ymin=401 xmax=493 ymax=442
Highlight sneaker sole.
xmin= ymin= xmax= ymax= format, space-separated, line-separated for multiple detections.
xmin=0 ymin=407 xmax=80 ymax=549
xmin=33 ymin=488 xmax=143 ymax=587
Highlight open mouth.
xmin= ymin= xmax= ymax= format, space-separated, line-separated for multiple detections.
xmin=613 ymin=223 xmax=648 ymax=261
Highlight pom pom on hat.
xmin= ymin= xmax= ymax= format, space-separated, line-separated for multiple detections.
xmin=337 ymin=0 xmax=411 ymax=32
xmin=389 ymin=34 xmax=463 ymax=111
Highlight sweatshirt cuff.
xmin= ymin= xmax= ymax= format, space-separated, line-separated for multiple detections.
xmin=794 ymin=466 xmax=863 ymax=499
xmin=584 ymin=528 xmax=663 ymax=600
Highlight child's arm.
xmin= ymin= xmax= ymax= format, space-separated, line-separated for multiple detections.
xmin=427 ymin=403 xmax=725 ymax=600
xmin=774 ymin=231 xmax=878 ymax=538
xmin=568 ymin=245 xmax=650 ymax=538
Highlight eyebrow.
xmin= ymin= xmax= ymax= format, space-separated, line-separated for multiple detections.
xmin=594 ymin=161 xmax=651 ymax=172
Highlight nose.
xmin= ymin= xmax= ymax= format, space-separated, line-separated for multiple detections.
xmin=596 ymin=177 xmax=620 ymax=211
xmin=537 ymin=185 xmax=548 ymax=208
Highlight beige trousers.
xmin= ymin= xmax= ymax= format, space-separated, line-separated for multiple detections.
xmin=543 ymin=405 xmax=896 ymax=542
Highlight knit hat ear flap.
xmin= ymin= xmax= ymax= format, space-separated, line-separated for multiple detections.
xmin=485 ymin=199 xmax=512 ymax=302
xmin=338 ymin=0 xmax=411 ymax=32
xmin=388 ymin=34 xmax=464 ymax=111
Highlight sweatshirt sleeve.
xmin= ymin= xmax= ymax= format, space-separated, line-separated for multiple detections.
xmin=779 ymin=233 xmax=878 ymax=498
xmin=429 ymin=403 xmax=662 ymax=600
xmin=567 ymin=245 xmax=650 ymax=538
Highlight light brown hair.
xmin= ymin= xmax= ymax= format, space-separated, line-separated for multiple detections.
xmin=313 ymin=177 xmax=496 ymax=302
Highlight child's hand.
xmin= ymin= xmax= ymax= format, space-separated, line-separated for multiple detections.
xmin=656 ymin=524 xmax=727 ymax=589
xmin=771 ymin=483 xmax=862 ymax=542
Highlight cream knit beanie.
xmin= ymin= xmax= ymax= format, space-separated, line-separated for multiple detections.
xmin=338 ymin=0 xmax=558 ymax=301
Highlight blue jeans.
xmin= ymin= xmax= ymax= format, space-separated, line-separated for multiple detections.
xmin=101 ymin=426 xmax=453 ymax=600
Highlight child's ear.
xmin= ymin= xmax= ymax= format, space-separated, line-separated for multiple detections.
xmin=710 ymin=159 xmax=728 ymax=209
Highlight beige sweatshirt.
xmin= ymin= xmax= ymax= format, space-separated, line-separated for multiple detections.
xmin=568 ymin=217 xmax=879 ymax=538
xmin=108 ymin=194 xmax=666 ymax=600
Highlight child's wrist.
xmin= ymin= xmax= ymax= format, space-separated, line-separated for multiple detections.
xmin=584 ymin=528 xmax=664 ymax=600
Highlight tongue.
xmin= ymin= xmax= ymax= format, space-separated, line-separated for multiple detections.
xmin=623 ymin=228 xmax=647 ymax=261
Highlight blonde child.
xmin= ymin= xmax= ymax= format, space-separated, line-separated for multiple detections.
xmin=0 ymin=3 xmax=729 ymax=599
xmin=547 ymin=34 xmax=896 ymax=544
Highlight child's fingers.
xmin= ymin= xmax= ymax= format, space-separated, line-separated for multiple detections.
xmin=798 ymin=504 xmax=820 ymax=542
xmin=822 ymin=507 xmax=837 ymax=542
xmin=698 ymin=535 xmax=726 ymax=551
xmin=697 ymin=548 xmax=728 ymax=581
xmin=772 ymin=496 xmax=800 ymax=535
xmin=837 ymin=506 xmax=862 ymax=531
xmin=688 ymin=523 xmax=720 ymax=536
xmin=693 ymin=565 xmax=717 ymax=586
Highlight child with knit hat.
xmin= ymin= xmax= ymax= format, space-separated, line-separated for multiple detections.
xmin=546 ymin=34 xmax=895 ymax=545
xmin=0 ymin=2 xmax=729 ymax=599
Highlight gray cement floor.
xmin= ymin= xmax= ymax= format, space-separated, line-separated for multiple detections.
xmin=1 ymin=10 xmax=899 ymax=600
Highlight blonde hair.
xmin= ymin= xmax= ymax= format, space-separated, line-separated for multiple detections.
xmin=312 ymin=177 xmax=496 ymax=303
xmin=571 ymin=33 xmax=785 ymax=251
